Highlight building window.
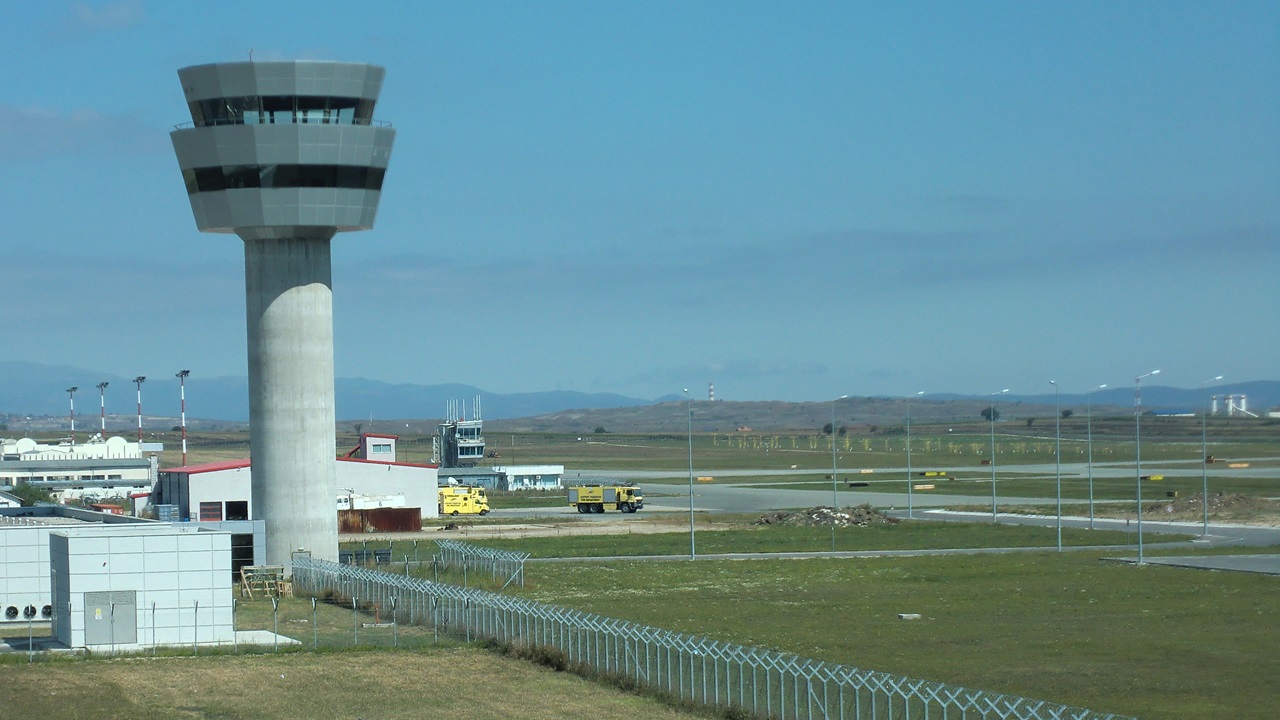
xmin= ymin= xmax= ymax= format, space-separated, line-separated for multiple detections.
xmin=199 ymin=502 xmax=223 ymax=522
xmin=189 ymin=95 xmax=377 ymax=127
xmin=372 ymin=444 xmax=392 ymax=454
xmin=225 ymin=500 xmax=249 ymax=521
xmin=183 ymin=164 xmax=385 ymax=194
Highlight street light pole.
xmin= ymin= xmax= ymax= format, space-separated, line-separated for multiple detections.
xmin=906 ymin=391 xmax=923 ymax=520
xmin=1134 ymin=369 xmax=1160 ymax=565
xmin=989 ymin=388 xmax=1009 ymax=523
xmin=1200 ymin=375 xmax=1223 ymax=536
xmin=97 ymin=382 xmax=109 ymax=437
xmin=1085 ymin=383 xmax=1107 ymax=530
xmin=1051 ymin=380 xmax=1061 ymax=551
xmin=134 ymin=376 xmax=146 ymax=444
xmin=177 ymin=369 xmax=191 ymax=466
xmin=66 ymin=387 xmax=78 ymax=445
xmin=831 ymin=395 xmax=847 ymax=552
xmin=684 ymin=388 xmax=695 ymax=560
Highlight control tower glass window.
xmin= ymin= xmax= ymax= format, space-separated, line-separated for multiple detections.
xmin=182 ymin=165 xmax=386 ymax=194
xmin=189 ymin=96 xmax=376 ymax=127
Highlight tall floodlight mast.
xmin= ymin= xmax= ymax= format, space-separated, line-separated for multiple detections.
xmin=66 ymin=387 xmax=79 ymax=445
xmin=171 ymin=62 xmax=395 ymax=568
xmin=177 ymin=369 xmax=191 ymax=466
xmin=134 ymin=376 xmax=146 ymax=443
xmin=96 ymin=382 xmax=109 ymax=436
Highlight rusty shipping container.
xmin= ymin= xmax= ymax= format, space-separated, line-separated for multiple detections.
xmin=339 ymin=507 xmax=421 ymax=534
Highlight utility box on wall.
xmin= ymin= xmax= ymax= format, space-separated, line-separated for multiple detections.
xmin=50 ymin=525 xmax=233 ymax=651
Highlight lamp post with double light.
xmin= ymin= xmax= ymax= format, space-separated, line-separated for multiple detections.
xmin=684 ymin=388 xmax=695 ymax=560
xmin=906 ymin=391 xmax=924 ymax=519
xmin=1084 ymin=383 xmax=1107 ymax=530
xmin=1134 ymin=369 xmax=1160 ymax=564
xmin=988 ymin=388 xmax=1009 ymax=523
xmin=831 ymin=395 xmax=847 ymax=551
xmin=1200 ymin=375 xmax=1223 ymax=536
xmin=1051 ymin=380 xmax=1062 ymax=551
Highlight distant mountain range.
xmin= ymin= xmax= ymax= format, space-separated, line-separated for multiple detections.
xmin=0 ymin=361 xmax=653 ymax=425
xmin=2 ymin=361 xmax=1277 ymax=432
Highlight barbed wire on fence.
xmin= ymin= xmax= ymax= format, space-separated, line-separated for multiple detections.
xmin=290 ymin=556 xmax=1133 ymax=720
xmin=435 ymin=539 xmax=528 ymax=589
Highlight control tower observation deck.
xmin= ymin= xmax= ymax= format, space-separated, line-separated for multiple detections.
xmin=170 ymin=61 xmax=395 ymax=568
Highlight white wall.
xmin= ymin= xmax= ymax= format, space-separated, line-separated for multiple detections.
xmin=337 ymin=459 xmax=439 ymax=519
xmin=0 ymin=524 xmax=54 ymax=623
xmin=187 ymin=468 xmax=253 ymax=521
xmin=50 ymin=526 xmax=233 ymax=650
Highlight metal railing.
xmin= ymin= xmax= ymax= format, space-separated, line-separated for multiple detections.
xmin=291 ymin=557 xmax=1133 ymax=720
xmin=172 ymin=117 xmax=392 ymax=130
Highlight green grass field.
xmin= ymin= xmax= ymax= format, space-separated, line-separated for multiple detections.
xmin=0 ymin=649 xmax=697 ymax=719
xmin=165 ymin=421 xmax=1280 ymax=477
xmin=504 ymin=543 xmax=1279 ymax=720
xmin=127 ymin=426 xmax=1280 ymax=719
xmin=369 ymin=520 xmax=1151 ymax=560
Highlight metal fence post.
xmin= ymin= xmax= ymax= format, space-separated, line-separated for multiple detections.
xmin=271 ymin=596 xmax=279 ymax=652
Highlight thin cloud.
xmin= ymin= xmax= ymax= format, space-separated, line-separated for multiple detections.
xmin=65 ymin=1 xmax=145 ymax=33
xmin=623 ymin=360 xmax=828 ymax=389
xmin=921 ymin=193 xmax=1015 ymax=215
xmin=0 ymin=105 xmax=165 ymax=160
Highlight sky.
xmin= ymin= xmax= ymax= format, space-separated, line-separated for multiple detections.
xmin=2 ymin=1 xmax=1277 ymax=403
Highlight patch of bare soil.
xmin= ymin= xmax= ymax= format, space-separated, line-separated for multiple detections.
xmin=1076 ymin=492 xmax=1280 ymax=527
xmin=1142 ymin=493 xmax=1280 ymax=526
xmin=755 ymin=503 xmax=897 ymax=528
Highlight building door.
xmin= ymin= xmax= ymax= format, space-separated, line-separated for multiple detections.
xmin=83 ymin=591 xmax=137 ymax=646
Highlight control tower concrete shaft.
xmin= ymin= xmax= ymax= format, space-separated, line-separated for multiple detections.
xmin=170 ymin=62 xmax=395 ymax=567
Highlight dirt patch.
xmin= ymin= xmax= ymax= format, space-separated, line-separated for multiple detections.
xmin=1143 ymin=493 xmax=1280 ymax=525
xmin=361 ymin=517 xmax=699 ymax=542
xmin=1063 ymin=492 xmax=1280 ymax=527
xmin=755 ymin=504 xmax=897 ymax=528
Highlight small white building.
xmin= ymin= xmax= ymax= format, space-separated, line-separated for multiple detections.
xmin=50 ymin=523 xmax=234 ymax=651
xmin=0 ymin=506 xmax=153 ymax=625
xmin=441 ymin=464 xmax=565 ymax=492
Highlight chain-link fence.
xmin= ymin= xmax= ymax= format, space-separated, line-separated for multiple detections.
xmin=435 ymin=539 xmax=528 ymax=589
xmin=290 ymin=555 xmax=1133 ymax=720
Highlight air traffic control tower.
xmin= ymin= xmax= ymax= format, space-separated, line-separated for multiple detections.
xmin=170 ymin=62 xmax=395 ymax=568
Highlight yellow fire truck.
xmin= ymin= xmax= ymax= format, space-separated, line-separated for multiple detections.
xmin=438 ymin=486 xmax=490 ymax=516
xmin=567 ymin=484 xmax=644 ymax=514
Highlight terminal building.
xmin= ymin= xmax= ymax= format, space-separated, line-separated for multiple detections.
xmin=433 ymin=399 xmax=563 ymax=491
xmin=0 ymin=435 xmax=161 ymax=507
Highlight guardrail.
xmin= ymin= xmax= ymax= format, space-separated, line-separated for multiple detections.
xmin=172 ymin=118 xmax=392 ymax=130
xmin=291 ymin=556 xmax=1133 ymax=720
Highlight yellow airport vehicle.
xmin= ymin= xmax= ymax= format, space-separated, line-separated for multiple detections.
xmin=568 ymin=484 xmax=644 ymax=514
xmin=438 ymin=486 xmax=490 ymax=516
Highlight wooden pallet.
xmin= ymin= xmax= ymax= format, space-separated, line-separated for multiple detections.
xmin=240 ymin=565 xmax=285 ymax=599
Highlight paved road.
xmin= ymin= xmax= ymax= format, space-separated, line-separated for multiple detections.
xmin=493 ymin=463 xmax=1280 ymax=568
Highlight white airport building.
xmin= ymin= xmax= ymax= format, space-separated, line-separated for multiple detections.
xmin=0 ymin=436 xmax=161 ymax=506
xmin=152 ymin=434 xmax=439 ymax=522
